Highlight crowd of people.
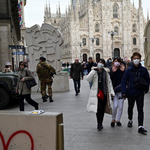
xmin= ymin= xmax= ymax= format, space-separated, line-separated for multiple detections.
xmin=70 ymin=52 xmax=150 ymax=134
xmin=7 ymin=51 xmax=149 ymax=135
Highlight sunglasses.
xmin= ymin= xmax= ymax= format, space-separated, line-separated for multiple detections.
xmin=20 ymin=64 xmax=24 ymax=66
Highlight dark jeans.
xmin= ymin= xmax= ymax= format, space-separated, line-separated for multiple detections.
xmin=128 ymin=93 xmax=145 ymax=126
xmin=96 ymin=95 xmax=107 ymax=126
xmin=19 ymin=94 xmax=38 ymax=111
xmin=73 ymin=79 xmax=80 ymax=94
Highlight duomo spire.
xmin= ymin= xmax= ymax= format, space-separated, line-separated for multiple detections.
xmin=147 ymin=9 xmax=149 ymax=21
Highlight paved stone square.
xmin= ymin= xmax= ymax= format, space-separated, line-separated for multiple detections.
xmin=5 ymin=79 xmax=150 ymax=150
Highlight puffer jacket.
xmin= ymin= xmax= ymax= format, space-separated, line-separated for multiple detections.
xmin=16 ymin=68 xmax=33 ymax=95
xmin=86 ymin=67 xmax=115 ymax=114
xmin=121 ymin=63 xmax=150 ymax=96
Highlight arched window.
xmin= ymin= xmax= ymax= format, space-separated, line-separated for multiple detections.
xmin=133 ymin=38 xmax=136 ymax=45
xmin=96 ymin=53 xmax=100 ymax=62
xmin=96 ymin=38 xmax=100 ymax=45
xmin=114 ymin=26 xmax=119 ymax=35
xmin=132 ymin=24 xmax=137 ymax=32
xmin=54 ymin=19 xmax=56 ymax=24
xmin=114 ymin=48 xmax=120 ymax=57
xmin=82 ymin=38 xmax=86 ymax=46
xmin=95 ymin=23 xmax=99 ymax=32
xmin=113 ymin=5 xmax=118 ymax=18
xmin=83 ymin=54 xmax=87 ymax=62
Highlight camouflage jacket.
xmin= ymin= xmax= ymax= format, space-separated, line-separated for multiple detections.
xmin=36 ymin=62 xmax=56 ymax=82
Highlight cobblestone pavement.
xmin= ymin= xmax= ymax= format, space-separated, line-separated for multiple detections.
xmin=6 ymin=79 xmax=150 ymax=150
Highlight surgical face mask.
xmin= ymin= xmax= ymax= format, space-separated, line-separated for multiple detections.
xmin=114 ymin=62 xmax=120 ymax=67
xmin=133 ymin=59 xmax=140 ymax=65
xmin=98 ymin=63 xmax=104 ymax=69
xmin=109 ymin=60 xmax=112 ymax=63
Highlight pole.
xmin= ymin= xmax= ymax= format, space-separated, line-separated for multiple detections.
xmin=112 ymin=35 xmax=114 ymax=58
xmin=16 ymin=46 xmax=18 ymax=72
xmin=93 ymin=41 xmax=94 ymax=59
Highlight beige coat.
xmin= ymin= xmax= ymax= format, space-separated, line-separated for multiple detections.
xmin=86 ymin=67 xmax=115 ymax=114
xmin=16 ymin=68 xmax=33 ymax=95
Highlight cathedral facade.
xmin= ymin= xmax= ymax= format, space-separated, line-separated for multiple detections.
xmin=44 ymin=0 xmax=149 ymax=63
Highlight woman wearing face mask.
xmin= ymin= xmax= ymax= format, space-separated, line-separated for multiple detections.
xmin=110 ymin=58 xmax=126 ymax=127
xmin=86 ymin=59 xmax=114 ymax=131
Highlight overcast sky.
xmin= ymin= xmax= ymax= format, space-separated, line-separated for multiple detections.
xmin=24 ymin=0 xmax=150 ymax=27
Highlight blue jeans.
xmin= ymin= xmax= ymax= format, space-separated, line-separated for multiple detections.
xmin=89 ymin=82 xmax=93 ymax=89
xmin=73 ymin=79 xmax=81 ymax=94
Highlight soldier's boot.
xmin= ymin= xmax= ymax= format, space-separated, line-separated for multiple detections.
xmin=42 ymin=97 xmax=47 ymax=102
xmin=49 ymin=97 xmax=54 ymax=103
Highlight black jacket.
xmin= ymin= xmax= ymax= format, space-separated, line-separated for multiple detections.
xmin=70 ymin=63 xmax=83 ymax=80
xmin=121 ymin=64 xmax=150 ymax=96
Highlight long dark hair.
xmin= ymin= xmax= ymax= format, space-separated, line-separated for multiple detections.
xmin=19 ymin=61 xmax=26 ymax=68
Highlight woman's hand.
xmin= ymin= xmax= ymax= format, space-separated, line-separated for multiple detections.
xmin=21 ymin=78 xmax=25 ymax=82
xmin=111 ymin=94 xmax=114 ymax=97
xmin=112 ymin=65 xmax=118 ymax=72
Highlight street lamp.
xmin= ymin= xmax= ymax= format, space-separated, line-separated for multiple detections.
xmin=108 ymin=31 xmax=117 ymax=58
xmin=89 ymin=37 xmax=96 ymax=59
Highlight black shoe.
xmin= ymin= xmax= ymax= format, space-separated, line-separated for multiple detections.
xmin=98 ymin=125 xmax=103 ymax=131
xmin=42 ymin=97 xmax=47 ymax=102
xmin=128 ymin=121 xmax=133 ymax=128
xmin=138 ymin=127 xmax=147 ymax=134
xmin=116 ymin=121 xmax=122 ymax=126
xmin=35 ymin=105 xmax=39 ymax=110
xmin=49 ymin=97 xmax=54 ymax=103
xmin=78 ymin=89 xmax=80 ymax=93
xmin=111 ymin=121 xmax=115 ymax=127
xmin=75 ymin=93 xmax=78 ymax=96
xmin=45 ymin=94 xmax=49 ymax=99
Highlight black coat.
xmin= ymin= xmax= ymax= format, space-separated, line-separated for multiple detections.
xmin=121 ymin=64 xmax=150 ymax=96
xmin=70 ymin=63 xmax=83 ymax=80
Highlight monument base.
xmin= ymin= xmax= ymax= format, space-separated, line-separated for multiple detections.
xmin=52 ymin=71 xmax=69 ymax=92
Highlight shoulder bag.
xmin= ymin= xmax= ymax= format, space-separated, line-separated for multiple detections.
xmin=132 ymin=71 xmax=148 ymax=91
xmin=25 ymin=70 xmax=37 ymax=89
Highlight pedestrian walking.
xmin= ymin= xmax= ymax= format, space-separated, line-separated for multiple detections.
xmin=122 ymin=52 xmax=150 ymax=134
xmin=16 ymin=61 xmax=39 ymax=111
xmin=110 ymin=57 xmax=126 ymax=127
xmin=84 ymin=57 xmax=97 ymax=88
xmin=106 ymin=58 xmax=112 ymax=70
xmin=36 ymin=57 xmax=56 ymax=102
xmin=86 ymin=59 xmax=115 ymax=131
xmin=70 ymin=58 xmax=83 ymax=96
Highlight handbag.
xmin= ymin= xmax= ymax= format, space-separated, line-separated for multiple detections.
xmin=114 ymin=84 xmax=122 ymax=93
xmin=132 ymin=72 xmax=148 ymax=91
xmin=97 ymin=90 xmax=104 ymax=100
xmin=25 ymin=70 xmax=37 ymax=89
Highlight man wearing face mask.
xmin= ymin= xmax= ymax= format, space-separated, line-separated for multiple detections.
xmin=122 ymin=52 xmax=150 ymax=134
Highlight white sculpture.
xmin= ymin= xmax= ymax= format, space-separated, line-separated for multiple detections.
xmin=25 ymin=23 xmax=64 ymax=72
xmin=25 ymin=23 xmax=69 ymax=92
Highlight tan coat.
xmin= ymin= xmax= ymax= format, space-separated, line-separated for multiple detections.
xmin=16 ymin=68 xmax=33 ymax=95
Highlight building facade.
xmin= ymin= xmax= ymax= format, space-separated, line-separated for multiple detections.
xmin=44 ymin=0 xmax=148 ymax=63
xmin=0 ymin=0 xmax=26 ymax=71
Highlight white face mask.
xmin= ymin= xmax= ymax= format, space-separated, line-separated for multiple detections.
xmin=133 ymin=59 xmax=140 ymax=65
xmin=98 ymin=63 xmax=104 ymax=69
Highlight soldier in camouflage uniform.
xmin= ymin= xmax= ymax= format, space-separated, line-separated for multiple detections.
xmin=36 ymin=57 xmax=56 ymax=102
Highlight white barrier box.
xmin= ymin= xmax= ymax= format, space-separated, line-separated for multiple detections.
xmin=0 ymin=111 xmax=64 ymax=150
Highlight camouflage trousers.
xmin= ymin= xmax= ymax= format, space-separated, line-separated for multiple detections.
xmin=41 ymin=81 xmax=53 ymax=98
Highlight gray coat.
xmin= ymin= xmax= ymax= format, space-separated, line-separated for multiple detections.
xmin=16 ymin=68 xmax=33 ymax=95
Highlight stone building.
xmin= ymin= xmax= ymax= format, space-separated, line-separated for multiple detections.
xmin=44 ymin=0 xmax=149 ymax=63
xmin=0 ymin=0 xmax=27 ymax=71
